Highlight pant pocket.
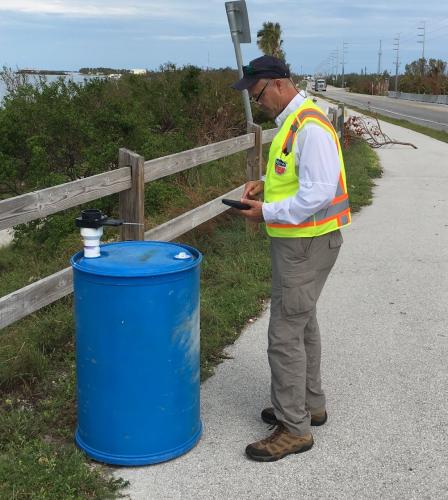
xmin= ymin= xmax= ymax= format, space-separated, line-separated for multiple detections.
xmin=329 ymin=230 xmax=343 ymax=249
xmin=281 ymin=270 xmax=316 ymax=316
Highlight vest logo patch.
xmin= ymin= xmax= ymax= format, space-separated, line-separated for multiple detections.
xmin=274 ymin=158 xmax=287 ymax=175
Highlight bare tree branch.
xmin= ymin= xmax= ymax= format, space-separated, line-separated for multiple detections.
xmin=344 ymin=115 xmax=417 ymax=149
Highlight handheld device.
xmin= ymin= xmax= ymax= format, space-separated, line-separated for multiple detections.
xmin=221 ymin=198 xmax=251 ymax=210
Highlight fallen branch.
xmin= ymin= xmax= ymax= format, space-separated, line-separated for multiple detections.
xmin=344 ymin=115 xmax=418 ymax=149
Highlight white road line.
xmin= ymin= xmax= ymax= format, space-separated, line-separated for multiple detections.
xmin=368 ymin=105 xmax=448 ymax=127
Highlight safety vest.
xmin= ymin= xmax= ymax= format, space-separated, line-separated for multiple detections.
xmin=264 ymin=98 xmax=351 ymax=238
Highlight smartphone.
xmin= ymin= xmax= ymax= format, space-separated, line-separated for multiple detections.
xmin=221 ymin=198 xmax=251 ymax=210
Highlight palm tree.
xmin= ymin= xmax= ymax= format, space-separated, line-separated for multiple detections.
xmin=256 ymin=22 xmax=285 ymax=61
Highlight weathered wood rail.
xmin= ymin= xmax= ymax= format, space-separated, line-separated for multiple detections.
xmin=0 ymin=125 xmax=275 ymax=330
xmin=0 ymin=101 xmax=342 ymax=330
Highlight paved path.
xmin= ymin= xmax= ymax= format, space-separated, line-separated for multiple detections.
xmin=115 ymin=111 xmax=448 ymax=499
xmin=0 ymin=229 xmax=13 ymax=248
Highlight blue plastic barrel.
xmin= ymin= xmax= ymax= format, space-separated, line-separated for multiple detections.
xmin=71 ymin=241 xmax=202 ymax=466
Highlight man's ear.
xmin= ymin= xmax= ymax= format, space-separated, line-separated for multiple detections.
xmin=274 ymin=79 xmax=281 ymax=89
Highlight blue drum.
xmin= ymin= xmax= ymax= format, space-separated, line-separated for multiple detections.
xmin=71 ymin=241 xmax=202 ymax=465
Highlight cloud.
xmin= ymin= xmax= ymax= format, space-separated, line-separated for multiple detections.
xmin=0 ymin=1 xmax=133 ymax=17
xmin=155 ymin=33 xmax=228 ymax=42
xmin=0 ymin=1 xmax=202 ymax=20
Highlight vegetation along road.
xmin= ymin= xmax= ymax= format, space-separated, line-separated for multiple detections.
xmin=321 ymin=86 xmax=448 ymax=132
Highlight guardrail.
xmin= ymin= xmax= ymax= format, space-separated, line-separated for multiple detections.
xmin=388 ymin=91 xmax=448 ymax=105
xmin=0 ymin=124 xmax=276 ymax=329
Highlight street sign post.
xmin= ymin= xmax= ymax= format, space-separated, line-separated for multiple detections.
xmin=225 ymin=1 xmax=253 ymax=123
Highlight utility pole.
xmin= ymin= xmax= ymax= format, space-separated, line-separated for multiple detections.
xmin=341 ymin=41 xmax=348 ymax=89
xmin=377 ymin=40 xmax=382 ymax=74
xmin=335 ymin=48 xmax=339 ymax=85
xmin=417 ymin=21 xmax=426 ymax=60
xmin=393 ymin=34 xmax=400 ymax=92
xmin=330 ymin=49 xmax=338 ymax=83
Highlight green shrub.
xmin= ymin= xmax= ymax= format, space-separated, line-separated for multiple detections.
xmin=144 ymin=180 xmax=187 ymax=215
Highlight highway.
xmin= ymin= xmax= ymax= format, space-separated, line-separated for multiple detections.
xmin=315 ymin=86 xmax=448 ymax=132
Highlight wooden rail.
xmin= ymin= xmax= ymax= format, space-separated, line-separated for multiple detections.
xmin=144 ymin=185 xmax=244 ymax=242
xmin=0 ymin=106 xmax=345 ymax=331
xmin=144 ymin=133 xmax=255 ymax=182
xmin=0 ymin=268 xmax=73 ymax=330
xmin=0 ymin=128 xmax=272 ymax=330
xmin=0 ymin=168 xmax=131 ymax=232
xmin=0 ymin=184 xmax=247 ymax=330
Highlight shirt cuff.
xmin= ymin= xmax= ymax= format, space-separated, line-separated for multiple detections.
xmin=261 ymin=202 xmax=275 ymax=223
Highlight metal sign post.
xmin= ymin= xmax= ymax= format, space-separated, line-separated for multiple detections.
xmin=225 ymin=1 xmax=253 ymax=123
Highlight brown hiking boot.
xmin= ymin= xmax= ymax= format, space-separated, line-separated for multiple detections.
xmin=245 ymin=423 xmax=314 ymax=462
xmin=261 ymin=407 xmax=328 ymax=427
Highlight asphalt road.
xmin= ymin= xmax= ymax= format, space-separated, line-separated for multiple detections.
xmin=317 ymin=86 xmax=448 ymax=132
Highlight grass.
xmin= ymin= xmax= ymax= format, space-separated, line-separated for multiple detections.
xmin=0 ymin=140 xmax=380 ymax=498
xmin=343 ymin=140 xmax=382 ymax=212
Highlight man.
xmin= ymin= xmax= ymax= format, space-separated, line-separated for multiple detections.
xmin=232 ymin=55 xmax=351 ymax=462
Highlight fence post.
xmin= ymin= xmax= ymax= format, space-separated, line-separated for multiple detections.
xmin=328 ymin=107 xmax=337 ymax=131
xmin=246 ymin=122 xmax=263 ymax=182
xmin=118 ymin=148 xmax=145 ymax=241
xmin=246 ymin=123 xmax=263 ymax=233
xmin=337 ymin=104 xmax=345 ymax=142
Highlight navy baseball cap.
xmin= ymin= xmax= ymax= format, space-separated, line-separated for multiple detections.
xmin=232 ymin=55 xmax=290 ymax=91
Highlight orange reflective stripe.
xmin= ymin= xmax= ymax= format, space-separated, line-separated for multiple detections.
xmin=282 ymin=109 xmax=340 ymax=156
xmin=297 ymin=108 xmax=333 ymax=127
xmin=337 ymin=209 xmax=351 ymax=226
xmin=297 ymin=111 xmax=339 ymax=152
xmin=267 ymin=208 xmax=350 ymax=230
xmin=335 ymin=174 xmax=345 ymax=196
xmin=281 ymin=118 xmax=299 ymax=155
xmin=332 ymin=194 xmax=349 ymax=205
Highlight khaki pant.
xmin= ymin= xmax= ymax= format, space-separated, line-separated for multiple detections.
xmin=268 ymin=230 xmax=342 ymax=436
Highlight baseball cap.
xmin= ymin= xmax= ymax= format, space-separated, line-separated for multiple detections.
xmin=232 ymin=55 xmax=290 ymax=91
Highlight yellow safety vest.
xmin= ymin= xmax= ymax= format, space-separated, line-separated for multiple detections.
xmin=264 ymin=98 xmax=351 ymax=238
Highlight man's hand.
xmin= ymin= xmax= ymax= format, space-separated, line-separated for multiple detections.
xmin=242 ymin=180 xmax=264 ymax=200
xmin=239 ymin=198 xmax=264 ymax=222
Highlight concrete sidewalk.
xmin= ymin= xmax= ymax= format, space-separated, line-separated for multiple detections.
xmin=115 ymin=114 xmax=448 ymax=499
xmin=0 ymin=229 xmax=13 ymax=248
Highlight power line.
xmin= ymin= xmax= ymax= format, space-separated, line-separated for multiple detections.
xmin=425 ymin=27 xmax=448 ymax=43
xmin=424 ymin=17 xmax=448 ymax=36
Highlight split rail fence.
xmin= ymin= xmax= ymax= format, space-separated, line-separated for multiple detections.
xmin=0 ymin=103 xmax=343 ymax=330
xmin=0 ymin=123 xmax=274 ymax=330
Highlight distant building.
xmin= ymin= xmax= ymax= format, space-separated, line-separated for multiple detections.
xmin=131 ymin=69 xmax=147 ymax=75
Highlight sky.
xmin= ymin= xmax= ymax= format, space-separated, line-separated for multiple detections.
xmin=0 ymin=0 xmax=447 ymax=75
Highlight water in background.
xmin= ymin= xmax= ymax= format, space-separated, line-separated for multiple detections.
xmin=0 ymin=73 xmax=105 ymax=102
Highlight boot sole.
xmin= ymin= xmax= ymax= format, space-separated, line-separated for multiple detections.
xmin=261 ymin=412 xmax=327 ymax=427
xmin=246 ymin=441 xmax=314 ymax=462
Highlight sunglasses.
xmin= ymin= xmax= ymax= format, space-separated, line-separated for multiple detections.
xmin=250 ymin=80 xmax=271 ymax=104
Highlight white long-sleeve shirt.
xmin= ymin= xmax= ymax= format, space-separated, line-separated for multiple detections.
xmin=262 ymin=93 xmax=341 ymax=225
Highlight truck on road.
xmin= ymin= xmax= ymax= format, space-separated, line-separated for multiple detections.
xmin=314 ymin=79 xmax=327 ymax=91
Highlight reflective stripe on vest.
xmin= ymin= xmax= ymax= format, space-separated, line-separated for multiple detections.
xmin=264 ymin=98 xmax=351 ymax=238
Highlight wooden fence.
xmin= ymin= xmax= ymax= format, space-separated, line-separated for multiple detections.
xmin=0 ymin=124 xmax=278 ymax=330
xmin=0 ymin=103 xmax=342 ymax=331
